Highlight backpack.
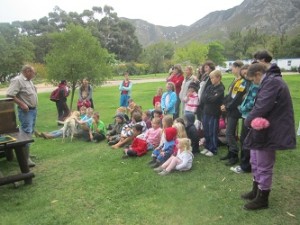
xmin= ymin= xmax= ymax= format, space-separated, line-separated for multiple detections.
xmin=50 ymin=88 xmax=60 ymax=102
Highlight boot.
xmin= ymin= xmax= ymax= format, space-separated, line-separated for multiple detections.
xmin=244 ymin=189 xmax=270 ymax=210
xmin=24 ymin=146 xmax=36 ymax=168
xmin=241 ymin=181 xmax=258 ymax=200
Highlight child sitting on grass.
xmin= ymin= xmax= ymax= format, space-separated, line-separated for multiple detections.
xmin=112 ymin=111 xmax=146 ymax=149
xmin=106 ymin=113 xmax=126 ymax=145
xmin=122 ymin=124 xmax=148 ymax=158
xmin=154 ymin=138 xmax=194 ymax=175
xmin=87 ymin=112 xmax=106 ymax=143
xmin=148 ymin=126 xmax=177 ymax=168
xmin=144 ymin=117 xmax=162 ymax=151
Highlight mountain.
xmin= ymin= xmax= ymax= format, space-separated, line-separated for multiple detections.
xmin=122 ymin=0 xmax=300 ymax=46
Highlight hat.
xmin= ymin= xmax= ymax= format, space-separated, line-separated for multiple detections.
xmin=165 ymin=127 xmax=177 ymax=142
xmin=113 ymin=113 xmax=125 ymax=121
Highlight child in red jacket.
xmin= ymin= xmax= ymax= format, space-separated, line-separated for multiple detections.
xmin=122 ymin=124 xmax=147 ymax=158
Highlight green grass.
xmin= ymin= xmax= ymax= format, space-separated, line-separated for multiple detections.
xmin=0 ymin=75 xmax=300 ymax=225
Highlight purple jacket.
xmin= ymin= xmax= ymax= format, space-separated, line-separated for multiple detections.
xmin=244 ymin=65 xmax=296 ymax=151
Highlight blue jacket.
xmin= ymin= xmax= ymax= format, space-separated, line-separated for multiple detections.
xmin=239 ymin=83 xmax=259 ymax=119
xmin=161 ymin=91 xmax=177 ymax=115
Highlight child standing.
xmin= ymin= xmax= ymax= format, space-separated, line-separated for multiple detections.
xmin=119 ymin=72 xmax=132 ymax=107
xmin=154 ymin=138 xmax=194 ymax=175
xmin=183 ymin=82 xmax=199 ymax=115
xmin=152 ymin=87 xmax=163 ymax=107
xmin=122 ymin=124 xmax=148 ymax=158
xmin=161 ymin=82 xmax=177 ymax=117
xmin=88 ymin=112 xmax=106 ymax=142
xmin=149 ymin=127 xmax=177 ymax=168
xmin=201 ymin=70 xmax=225 ymax=156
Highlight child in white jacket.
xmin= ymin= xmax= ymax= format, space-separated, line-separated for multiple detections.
xmin=154 ymin=138 xmax=194 ymax=175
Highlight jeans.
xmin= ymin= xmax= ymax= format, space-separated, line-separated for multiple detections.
xmin=120 ymin=94 xmax=130 ymax=107
xmin=203 ymin=114 xmax=219 ymax=154
xmin=18 ymin=108 xmax=37 ymax=134
xmin=18 ymin=107 xmax=37 ymax=149
xmin=49 ymin=130 xmax=63 ymax=138
xmin=226 ymin=116 xmax=239 ymax=156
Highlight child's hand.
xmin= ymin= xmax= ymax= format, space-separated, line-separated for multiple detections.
xmin=160 ymin=151 xmax=165 ymax=157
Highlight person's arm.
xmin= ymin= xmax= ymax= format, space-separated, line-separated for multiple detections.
xmin=245 ymin=79 xmax=278 ymax=127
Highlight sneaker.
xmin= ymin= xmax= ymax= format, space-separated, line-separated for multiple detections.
xmin=230 ymin=166 xmax=245 ymax=174
xmin=150 ymin=161 xmax=161 ymax=168
xmin=200 ymin=149 xmax=209 ymax=155
xmin=153 ymin=166 xmax=164 ymax=172
xmin=121 ymin=154 xmax=129 ymax=159
xmin=158 ymin=170 xmax=170 ymax=176
xmin=205 ymin=151 xmax=214 ymax=157
xmin=27 ymin=158 xmax=36 ymax=167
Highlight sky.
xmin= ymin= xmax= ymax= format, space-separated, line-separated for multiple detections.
xmin=0 ymin=0 xmax=244 ymax=27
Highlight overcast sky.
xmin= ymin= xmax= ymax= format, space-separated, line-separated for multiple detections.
xmin=0 ymin=0 xmax=244 ymax=27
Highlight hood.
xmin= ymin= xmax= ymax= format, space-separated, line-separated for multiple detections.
xmin=267 ymin=63 xmax=282 ymax=77
xmin=184 ymin=113 xmax=195 ymax=127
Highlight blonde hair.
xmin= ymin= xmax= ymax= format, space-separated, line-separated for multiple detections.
xmin=177 ymin=138 xmax=192 ymax=152
xmin=162 ymin=115 xmax=173 ymax=129
xmin=166 ymin=82 xmax=175 ymax=92
xmin=209 ymin=70 xmax=222 ymax=79
xmin=172 ymin=122 xmax=187 ymax=138
xmin=185 ymin=65 xmax=193 ymax=74
xmin=152 ymin=117 xmax=161 ymax=126
xmin=86 ymin=107 xmax=94 ymax=115
xmin=156 ymin=87 xmax=163 ymax=96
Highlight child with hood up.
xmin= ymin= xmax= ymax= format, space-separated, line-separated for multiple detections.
xmin=184 ymin=113 xmax=200 ymax=154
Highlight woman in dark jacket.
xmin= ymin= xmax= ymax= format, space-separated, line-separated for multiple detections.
xmin=241 ymin=63 xmax=296 ymax=210
xmin=56 ymin=80 xmax=70 ymax=122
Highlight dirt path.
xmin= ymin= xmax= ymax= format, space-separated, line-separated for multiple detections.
xmin=0 ymin=78 xmax=165 ymax=95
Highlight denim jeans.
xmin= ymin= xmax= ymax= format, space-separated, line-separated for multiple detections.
xmin=120 ymin=94 xmax=130 ymax=107
xmin=18 ymin=108 xmax=37 ymax=134
xmin=226 ymin=116 xmax=239 ymax=156
xmin=49 ymin=129 xmax=63 ymax=138
xmin=203 ymin=114 xmax=219 ymax=154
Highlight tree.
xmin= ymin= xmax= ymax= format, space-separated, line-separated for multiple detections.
xmin=0 ymin=23 xmax=34 ymax=83
xmin=174 ymin=41 xmax=208 ymax=65
xmin=142 ymin=42 xmax=175 ymax=74
xmin=45 ymin=24 xmax=112 ymax=109
xmin=207 ymin=42 xmax=226 ymax=66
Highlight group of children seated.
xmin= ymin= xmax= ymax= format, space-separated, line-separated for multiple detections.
xmin=103 ymin=99 xmax=207 ymax=176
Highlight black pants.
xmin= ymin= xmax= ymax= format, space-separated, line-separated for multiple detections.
xmin=56 ymin=100 xmax=69 ymax=121
xmin=240 ymin=119 xmax=251 ymax=172
xmin=174 ymin=94 xmax=181 ymax=119
xmin=226 ymin=116 xmax=239 ymax=157
xmin=92 ymin=133 xmax=105 ymax=142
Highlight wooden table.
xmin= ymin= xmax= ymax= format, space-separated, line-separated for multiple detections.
xmin=0 ymin=132 xmax=35 ymax=186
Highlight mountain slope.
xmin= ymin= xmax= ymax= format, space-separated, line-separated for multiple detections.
xmin=122 ymin=0 xmax=300 ymax=46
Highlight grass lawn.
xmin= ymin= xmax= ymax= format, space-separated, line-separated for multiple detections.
xmin=0 ymin=74 xmax=299 ymax=225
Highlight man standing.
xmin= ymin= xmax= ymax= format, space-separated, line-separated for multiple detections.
xmin=6 ymin=65 xmax=37 ymax=167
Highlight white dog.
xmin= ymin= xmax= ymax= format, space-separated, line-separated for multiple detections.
xmin=62 ymin=111 xmax=80 ymax=142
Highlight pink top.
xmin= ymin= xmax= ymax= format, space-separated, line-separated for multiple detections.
xmin=183 ymin=92 xmax=199 ymax=113
xmin=144 ymin=127 xmax=162 ymax=148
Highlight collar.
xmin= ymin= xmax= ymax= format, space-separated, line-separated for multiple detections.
xmin=21 ymin=73 xmax=30 ymax=81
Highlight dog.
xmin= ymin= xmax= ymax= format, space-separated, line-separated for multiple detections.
xmin=62 ymin=111 xmax=80 ymax=142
